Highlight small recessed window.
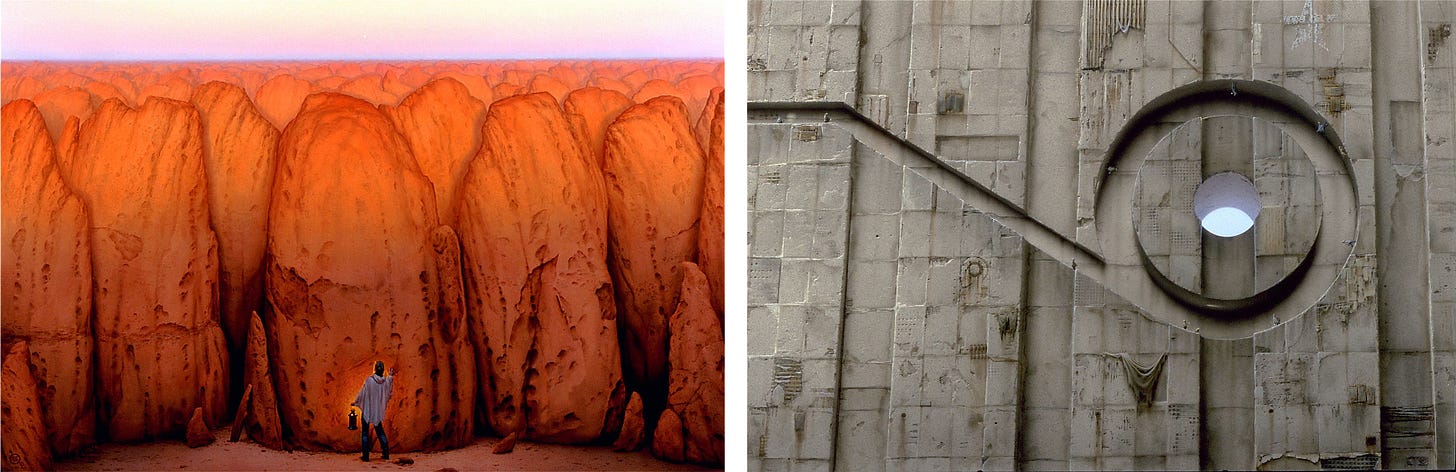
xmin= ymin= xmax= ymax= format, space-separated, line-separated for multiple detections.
xmin=1193 ymin=172 xmax=1260 ymax=237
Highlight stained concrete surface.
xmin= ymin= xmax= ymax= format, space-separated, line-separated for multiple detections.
xmin=747 ymin=1 xmax=1455 ymax=470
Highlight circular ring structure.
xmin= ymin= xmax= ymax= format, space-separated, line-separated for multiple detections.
xmin=1094 ymin=79 xmax=1358 ymax=336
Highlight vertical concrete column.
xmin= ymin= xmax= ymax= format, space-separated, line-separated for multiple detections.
xmin=1200 ymin=338 xmax=1255 ymax=469
xmin=837 ymin=143 xmax=901 ymax=471
xmin=1025 ymin=0 xmax=1084 ymax=238
xmin=1371 ymin=0 xmax=1439 ymax=468
xmin=1416 ymin=1 xmax=1456 ymax=468
xmin=1198 ymin=115 xmax=1256 ymax=300
xmin=1018 ymin=250 xmax=1074 ymax=470
xmin=746 ymin=121 xmax=855 ymax=471
xmin=856 ymin=0 xmax=914 ymax=134
xmin=1016 ymin=1 xmax=1082 ymax=469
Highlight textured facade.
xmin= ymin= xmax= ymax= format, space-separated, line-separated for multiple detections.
xmin=746 ymin=0 xmax=1455 ymax=470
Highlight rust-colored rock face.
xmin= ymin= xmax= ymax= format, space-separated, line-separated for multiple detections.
xmin=1 ymin=60 xmax=722 ymax=460
xmin=253 ymin=74 xmax=314 ymax=129
xmin=458 ymin=92 xmax=623 ymax=443
xmin=383 ymin=78 xmax=487 ymax=226
xmin=695 ymin=88 xmax=725 ymax=316
xmin=190 ymin=82 xmax=280 ymax=371
xmin=243 ymin=311 xmax=284 ymax=449
xmin=1 ymin=100 xmax=97 ymax=456
xmin=185 ymin=407 xmax=214 ymax=448
xmin=602 ymin=96 xmax=705 ymax=411
xmin=31 ymin=87 xmax=97 ymax=144
xmin=563 ymin=87 xmax=635 ymax=167
xmin=2 ymin=341 xmax=53 ymax=471
xmin=55 ymin=97 xmax=229 ymax=442
xmin=612 ymin=392 xmax=646 ymax=452
xmin=655 ymin=263 xmax=724 ymax=465
xmin=268 ymin=93 xmax=474 ymax=452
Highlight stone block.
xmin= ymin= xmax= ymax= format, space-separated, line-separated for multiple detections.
xmin=835 ymin=410 xmax=887 ymax=470
xmin=801 ymin=358 xmax=839 ymax=393
xmin=838 ymin=387 xmax=888 ymax=412
xmin=801 ymin=408 xmax=837 ymax=459
xmin=895 ymin=257 xmax=931 ymax=306
xmin=782 ymin=210 xmax=815 ymax=257
xmin=777 ymin=258 xmax=811 ymax=304
xmin=1100 ymin=407 xmax=1136 ymax=456
xmin=847 ymin=260 xmax=897 ymax=308
xmin=774 ymin=305 xmax=808 ymax=356
xmin=1166 ymin=353 xmax=1199 ymax=404
xmin=1071 ymin=355 xmax=1107 ymax=406
xmin=752 ymin=210 xmax=785 ymax=257
xmin=811 ymin=209 xmax=848 ymax=259
xmin=922 ymin=306 xmax=960 ymax=356
xmin=830 ymin=0 xmax=861 ymax=26
xmin=748 ymin=358 xmax=774 ymax=408
xmin=804 ymin=259 xmax=847 ymax=306
xmin=1018 ymin=408 xmax=1068 ymax=461
xmin=851 ymin=152 xmax=905 ymax=214
xmin=750 ymin=258 xmax=783 ymax=304
xmin=749 ymin=305 xmax=779 ymax=356
xmin=840 ymin=361 xmax=890 ymax=389
xmin=971 ymin=358 xmax=1003 ymax=405
xmin=804 ymin=307 xmax=842 ymax=359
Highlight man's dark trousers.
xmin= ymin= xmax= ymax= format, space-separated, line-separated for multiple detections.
xmin=361 ymin=422 xmax=389 ymax=461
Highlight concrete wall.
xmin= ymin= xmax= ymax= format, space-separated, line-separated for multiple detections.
xmin=747 ymin=0 xmax=1455 ymax=470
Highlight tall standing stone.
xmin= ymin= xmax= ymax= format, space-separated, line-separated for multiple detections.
xmin=457 ymin=92 xmax=624 ymax=443
xmin=1 ymin=100 xmax=97 ymax=456
xmin=54 ymin=97 xmax=229 ymax=441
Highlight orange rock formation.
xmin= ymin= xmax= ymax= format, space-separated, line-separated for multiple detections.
xmin=382 ymin=78 xmax=487 ymax=226
xmin=1 ymin=100 xmax=97 ymax=456
xmin=2 ymin=341 xmax=53 ymax=471
xmin=190 ymin=81 xmax=280 ymax=375
xmin=0 ymin=60 xmax=723 ymax=465
xmin=55 ymin=97 xmax=230 ymax=442
xmin=457 ymin=93 xmax=623 ymax=443
xmin=602 ymin=96 xmax=706 ymax=418
xmin=267 ymin=93 xmax=474 ymax=452
xmin=695 ymin=88 xmax=726 ymax=316
xmin=654 ymin=263 xmax=725 ymax=465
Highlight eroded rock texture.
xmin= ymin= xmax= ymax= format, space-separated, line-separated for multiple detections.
xmin=267 ymin=93 xmax=473 ymax=452
xmin=31 ymin=87 xmax=97 ymax=144
xmin=185 ymin=407 xmax=213 ymax=448
xmin=602 ymin=96 xmax=705 ymax=412
xmin=190 ymin=82 xmax=280 ymax=378
xmin=54 ymin=97 xmax=229 ymax=442
xmin=383 ymin=78 xmax=487 ymax=226
xmin=253 ymin=74 xmax=314 ymax=130
xmin=612 ymin=392 xmax=646 ymax=452
xmin=1 ymin=100 xmax=97 ymax=456
xmin=243 ymin=311 xmax=284 ymax=449
xmin=458 ymin=92 xmax=623 ymax=443
xmin=654 ymin=263 xmax=725 ymax=465
xmin=563 ymin=87 xmax=634 ymax=168
xmin=694 ymin=88 xmax=725 ymax=317
xmin=1 ymin=341 xmax=52 ymax=471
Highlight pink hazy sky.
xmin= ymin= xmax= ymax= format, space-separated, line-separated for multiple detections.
xmin=1 ymin=0 xmax=724 ymax=60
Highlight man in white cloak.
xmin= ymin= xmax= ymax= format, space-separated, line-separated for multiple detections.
xmin=352 ymin=360 xmax=396 ymax=461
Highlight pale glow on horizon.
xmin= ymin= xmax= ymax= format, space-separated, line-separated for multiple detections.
xmin=1 ymin=0 xmax=724 ymax=60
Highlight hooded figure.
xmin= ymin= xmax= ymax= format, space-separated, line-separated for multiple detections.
xmin=352 ymin=360 xmax=395 ymax=461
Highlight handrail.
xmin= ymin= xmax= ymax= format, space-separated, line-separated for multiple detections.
xmin=747 ymin=101 xmax=1106 ymax=276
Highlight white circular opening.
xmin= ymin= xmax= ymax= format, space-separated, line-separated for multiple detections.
xmin=1193 ymin=172 xmax=1260 ymax=238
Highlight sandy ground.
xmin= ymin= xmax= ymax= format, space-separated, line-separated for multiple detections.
xmin=53 ymin=429 xmax=717 ymax=471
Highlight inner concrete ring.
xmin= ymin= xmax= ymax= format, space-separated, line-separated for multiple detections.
xmin=1094 ymin=79 xmax=1358 ymax=332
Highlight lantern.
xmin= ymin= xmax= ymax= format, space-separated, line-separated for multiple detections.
xmin=349 ymin=407 xmax=359 ymax=431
